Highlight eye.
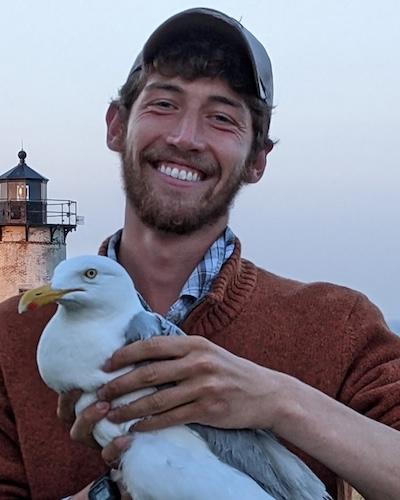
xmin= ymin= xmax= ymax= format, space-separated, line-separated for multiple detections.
xmin=209 ymin=113 xmax=238 ymax=129
xmin=147 ymin=99 xmax=176 ymax=112
xmin=155 ymin=100 xmax=174 ymax=108
xmin=84 ymin=268 xmax=97 ymax=279
xmin=214 ymin=114 xmax=233 ymax=123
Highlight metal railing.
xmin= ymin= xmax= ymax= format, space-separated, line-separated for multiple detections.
xmin=0 ymin=199 xmax=78 ymax=226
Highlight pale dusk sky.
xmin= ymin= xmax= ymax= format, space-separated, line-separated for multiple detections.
xmin=1 ymin=1 xmax=399 ymax=323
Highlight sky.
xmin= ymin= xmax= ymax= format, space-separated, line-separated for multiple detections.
xmin=0 ymin=0 xmax=399 ymax=324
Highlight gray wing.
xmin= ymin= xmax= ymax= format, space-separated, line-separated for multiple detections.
xmin=125 ymin=311 xmax=185 ymax=343
xmin=189 ymin=425 xmax=331 ymax=500
xmin=124 ymin=311 xmax=331 ymax=499
xmin=154 ymin=313 xmax=187 ymax=337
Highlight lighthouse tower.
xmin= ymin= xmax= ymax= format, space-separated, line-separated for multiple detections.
xmin=0 ymin=150 xmax=77 ymax=302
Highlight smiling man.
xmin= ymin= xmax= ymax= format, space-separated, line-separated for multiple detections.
xmin=119 ymin=76 xmax=257 ymax=236
xmin=0 ymin=7 xmax=399 ymax=500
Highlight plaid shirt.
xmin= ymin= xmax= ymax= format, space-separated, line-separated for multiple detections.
xmin=107 ymin=227 xmax=236 ymax=325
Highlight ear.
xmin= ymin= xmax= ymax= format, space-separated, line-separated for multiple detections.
xmin=243 ymin=146 xmax=272 ymax=184
xmin=105 ymin=102 xmax=126 ymax=152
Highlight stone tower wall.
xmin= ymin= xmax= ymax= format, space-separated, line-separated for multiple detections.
xmin=0 ymin=226 xmax=66 ymax=302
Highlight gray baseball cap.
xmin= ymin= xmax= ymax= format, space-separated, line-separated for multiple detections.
xmin=126 ymin=8 xmax=273 ymax=107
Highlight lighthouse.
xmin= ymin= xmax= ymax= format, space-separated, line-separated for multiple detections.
xmin=0 ymin=150 xmax=78 ymax=302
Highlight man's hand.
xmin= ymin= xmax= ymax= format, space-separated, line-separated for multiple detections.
xmin=58 ymin=391 xmax=109 ymax=449
xmin=68 ymin=466 xmax=133 ymax=500
xmin=57 ymin=392 xmax=133 ymax=464
xmin=97 ymin=335 xmax=282 ymax=431
xmin=69 ymin=481 xmax=93 ymax=499
xmin=57 ymin=393 xmax=133 ymax=499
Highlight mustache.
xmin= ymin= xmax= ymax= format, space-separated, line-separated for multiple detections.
xmin=141 ymin=144 xmax=218 ymax=176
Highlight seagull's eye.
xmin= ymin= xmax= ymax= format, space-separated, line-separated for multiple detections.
xmin=84 ymin=268 xmax=97 ymax=279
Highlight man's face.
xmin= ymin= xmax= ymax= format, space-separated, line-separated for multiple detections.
xmin=121 ymin=73 xmax=256 ymax=234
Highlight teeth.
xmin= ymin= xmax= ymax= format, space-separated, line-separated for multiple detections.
xmin=158 ymin=164 xmax=201 ymax=182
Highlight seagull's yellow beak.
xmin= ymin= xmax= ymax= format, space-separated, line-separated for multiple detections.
xmin=18 ymin=284 xmax=83 ymax=314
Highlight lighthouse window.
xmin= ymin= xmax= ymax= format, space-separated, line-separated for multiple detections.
xmin=10 ymin=205 xmax=22 ymax=220
xmin=7 ymin=182 xmax=17 ymax=200
xmin=41 ymin=183 xmax=47 ymax=200
xmin=17 ymin=184 xmax=29 ymax=201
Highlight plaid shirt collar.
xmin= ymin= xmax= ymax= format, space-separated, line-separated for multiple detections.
xmin=106 ymin=227 xmax=236 ymax=323
xmin=180 ymin=227 xmax=236 ymax=300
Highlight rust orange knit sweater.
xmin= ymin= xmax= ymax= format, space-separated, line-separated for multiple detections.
xmin=0 ymin=242 xmax=399 ymax=499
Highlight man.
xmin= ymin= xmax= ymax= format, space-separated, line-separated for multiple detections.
xmin=0 ymin=7 xmax=399 ymax=500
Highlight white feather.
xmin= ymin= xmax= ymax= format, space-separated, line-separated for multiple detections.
xmin=37 ymin=255 xmax=274 ymax=499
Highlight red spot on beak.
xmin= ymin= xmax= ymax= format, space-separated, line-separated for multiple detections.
xmin=27 ymin=302 xmax=38 ymax=311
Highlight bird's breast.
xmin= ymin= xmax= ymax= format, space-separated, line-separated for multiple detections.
xmin=37 ymin=324 xmax=122 ymax=393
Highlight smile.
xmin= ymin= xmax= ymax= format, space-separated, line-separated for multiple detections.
xmin=157 ymin=163 xmax=203 ymax=182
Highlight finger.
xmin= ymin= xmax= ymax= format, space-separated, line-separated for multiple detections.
xmin=69 ymin=481 xmax=95 ymax=499
xmin=110 ymin=469 xmax=133 ymax=500
xmin=107 ymin=383 xmax=196 ymax=423
xmin=98 ymin=358 xmax=190 ymax=401
xmin=101 ymin=435 xmax=134 ymax=467
xmin=70 ymin=401 xmax=110 ymax=448
xmin=104 ymin=336 xmax=195 ymax=371
xmin=132 ymin=404 xmax=200 ymax=432
xmin=57 ymin=389 xmax=82 ymax=424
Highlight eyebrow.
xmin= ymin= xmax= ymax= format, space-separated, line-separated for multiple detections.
xmin=208 ymin=95 xmax=245 ymax=111
xmin=144 ymin=82 xmax=183 ymax=94
xmin=144 ymin=81 xmax=245 ymax=111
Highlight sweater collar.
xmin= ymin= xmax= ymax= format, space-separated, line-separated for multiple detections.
xmin=181 ymin=240 xmax=257 ymax=337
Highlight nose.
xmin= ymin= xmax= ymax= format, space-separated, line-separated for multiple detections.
xmin=165 ymin=112 xmax=206 ymax=152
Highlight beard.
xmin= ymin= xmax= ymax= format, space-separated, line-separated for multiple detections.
xmin=121 ymin=143 xmax=248 ymax=235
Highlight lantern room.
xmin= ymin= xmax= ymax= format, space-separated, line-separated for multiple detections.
xmin=0 ymin=150 xmax=48 ymax=225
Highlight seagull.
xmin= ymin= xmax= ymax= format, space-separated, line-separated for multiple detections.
xmin=19 ymin=255 xmax=331 ymax=500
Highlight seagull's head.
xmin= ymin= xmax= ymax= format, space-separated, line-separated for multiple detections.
xmin=18 ymin=255 xmax=141 ymax=315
